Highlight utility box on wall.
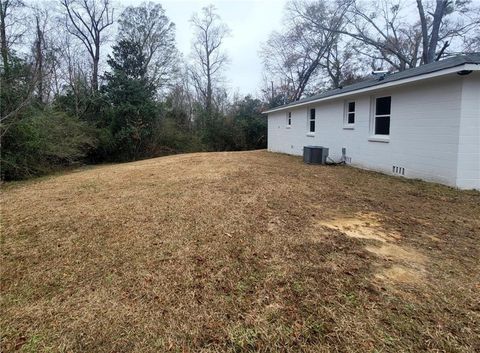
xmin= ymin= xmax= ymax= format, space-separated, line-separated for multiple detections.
xmin=303 ymin=146 xmax=329 ymax=165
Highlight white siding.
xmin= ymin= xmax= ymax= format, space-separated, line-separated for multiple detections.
xmin=268 ymin=73 xmax=479 ymax=189
xmin=456 ymin=72 xmax=480 ymax=189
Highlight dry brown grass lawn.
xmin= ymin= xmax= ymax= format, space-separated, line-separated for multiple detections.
xmin=1 ymin=150 xmax=480 ymax=352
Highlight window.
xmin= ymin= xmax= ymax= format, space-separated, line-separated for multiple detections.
xmin=374 ymin=96 xmax=391 ymax=135
xmin=287 ymin=111 xmax=292 ymax=126
xmin=309 ymin=108 xmax=315 ymax=133
xmin=345 ymin=101 xmax=355 ymax=125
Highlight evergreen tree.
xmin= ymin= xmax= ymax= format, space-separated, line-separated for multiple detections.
xmin=103 ymin=39 xmax=159 ymax=161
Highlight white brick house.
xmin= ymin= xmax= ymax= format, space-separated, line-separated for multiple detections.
xmin=264 ymin=54 xmax=480 ymax=190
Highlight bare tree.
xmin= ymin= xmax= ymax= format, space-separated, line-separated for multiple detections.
xmin=296 ymin=0 xmax=480 ymax=71
xmin=260 ymin=31 xmax=298 ymax=101
xmin=29 ymin=4 xmax=73 ymax=103
xmin=0 ymin=0 xmax=41 ymax=132
xmin=416 ymin=0 xmax=480 ymax=64
xmin=0 ymin=0 xmax=25 ymax=74
xmin=60 ymin=0 xmax=113 ymax=92
xmin=189 ymin=5 xmax=230 ymax=113
xmin=118 ymin=1 xmax=178 ymax=93
xmin=261 ymin=0 xmax=349 ymax=101
xmin=57 ymin=31 xmax=93 ymax=117
xmin=0 ymin=0 xmax=10 ymax=72
xmin=289 ymin=0 xmax=420 ymax=71
xmin=463 ymin=30 xmax=480 ymax=52
xmin=322 ymin=38 xmax=364 ymax=89
xmin=33 ymin=12 xmax=46 ymax=102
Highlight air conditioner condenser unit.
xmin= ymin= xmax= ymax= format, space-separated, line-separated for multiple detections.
xmin=303 ymin=146 xmax=329 ymax=165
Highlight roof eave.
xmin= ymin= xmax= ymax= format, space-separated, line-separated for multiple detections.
xmin=262 ymin=63 xmax=480 ymax=114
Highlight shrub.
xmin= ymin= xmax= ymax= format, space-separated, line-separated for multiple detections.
xmin=1 ymin=110 xmax=97 ymax=180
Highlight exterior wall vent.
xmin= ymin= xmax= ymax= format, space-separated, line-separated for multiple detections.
xmin=392 ymin=166 xmax=405 ymax=176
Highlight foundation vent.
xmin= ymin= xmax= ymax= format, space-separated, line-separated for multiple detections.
xmin=392 ymin=166 xmax=405 ymax=176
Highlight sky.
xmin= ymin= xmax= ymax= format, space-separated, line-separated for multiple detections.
xmin=123 ymin=0 xmax=287 ymax=96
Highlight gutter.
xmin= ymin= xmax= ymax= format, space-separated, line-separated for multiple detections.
xmin=263 ymin=63 xmax=480 ymax=114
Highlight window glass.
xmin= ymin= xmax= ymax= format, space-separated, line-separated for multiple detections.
xmin=376 ymin=96 xmax=391 ymax=115
xmin=348 ymin=112 xmax=355 ymax=124
xmin=375 ymin=116 xmax=390 ymax=135
xmin=309 ymin=108 xmax=315 ymax=132
xmin=346 ymin=101 xmax=355 ymax=124
xmin=348 ymin=102 xmax=355 ymax=113
xmin=374 ymin=96 xmax=391 ymax=135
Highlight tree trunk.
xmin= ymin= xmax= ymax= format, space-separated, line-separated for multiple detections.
xmin=92 ymin=36 xmax=100 ymax=92
xmin=0 ymin=2 xmax=9 ymax=76
xmin=206 ymin=72 xmax=212 ymax=113
xmin=205 ymin=40 xmax=212 ymax=114
xmin=92 ymin=58 xmax=99 ymax=92
xmin=416 ymin=0 xmax=429 ymax=64
xmin=62 ymin=0 xmax=113 ymax=93
xmin=427 ymin=0 xmax=447 ymax=63
xmin=417 ymin=0 xmax=448 ymax=64
xmin=35 ymin=16 xmax=43 ymax=103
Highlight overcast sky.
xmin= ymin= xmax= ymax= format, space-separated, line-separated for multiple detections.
xmin=123 ymin=0 xmax=287 ymax=96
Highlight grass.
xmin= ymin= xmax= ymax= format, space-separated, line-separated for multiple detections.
xmin=1 ymin=150 xmax=479 ymax=352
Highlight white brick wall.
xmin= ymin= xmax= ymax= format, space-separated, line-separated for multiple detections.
xmin=267 ymin=73 xmax=480 ymax=189
xmin=456 ymin=72 xmax=480 ymax=189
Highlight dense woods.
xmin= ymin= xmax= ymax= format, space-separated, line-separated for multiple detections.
xmin=1 ymin=0 xmax=479 ymax=180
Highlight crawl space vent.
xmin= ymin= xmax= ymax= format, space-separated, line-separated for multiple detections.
xmin=392 ymin=166 xmax=405 ymax=176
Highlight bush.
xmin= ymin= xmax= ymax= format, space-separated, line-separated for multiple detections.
xmin=1 ymin=110 xmax=97 ymax=180
xmin=152 ymin=117 xmax=206 ymax=155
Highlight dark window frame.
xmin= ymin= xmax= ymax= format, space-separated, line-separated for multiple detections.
xmin=287 ymin=111 xmax=292 ymax=126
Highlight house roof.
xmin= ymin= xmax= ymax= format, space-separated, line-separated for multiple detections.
xmin=263 ymin=53 xmax=480 ymax=114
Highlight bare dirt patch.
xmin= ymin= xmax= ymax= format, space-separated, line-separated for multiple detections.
xmin=316 ymin=212 xmax=402 ymax=242
xmin=375 ymin=265 xmax=424 ymax=284
xmin=365 ymin=243 xmax=427 ymax=265
xmin=317 ymin=213 xmax=428 ymax=287
xmin=1 ymin=151 xmax=480 ymax=352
